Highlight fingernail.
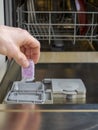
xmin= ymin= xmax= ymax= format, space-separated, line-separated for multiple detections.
xmin=23 ymin=60 xmax=29 ymax=67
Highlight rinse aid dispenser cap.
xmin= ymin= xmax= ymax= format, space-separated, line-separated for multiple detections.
xmin=51 ymin=79 xmax=86 ymax=99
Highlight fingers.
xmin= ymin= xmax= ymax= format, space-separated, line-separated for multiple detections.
xmin=23 ymin=31 xmax=40 ymax=49
xmin=30 ymin=47 xmax=40 ymax=64
xmin=13 ymin=48 xmax=29 ymax=67
xmin=20 ymin=44 xmax=40 ymax=64
xmin=0 ymin=26 xmax=40 ymax=66
xmin=12 ymin=43 xmax=40 ymax=67
xmin=21 ymin=32 xmax=40 ymax=63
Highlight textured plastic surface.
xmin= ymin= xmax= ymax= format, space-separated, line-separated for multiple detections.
xmin=4 ymin=81 xmax=46 ymax=104
xmin=5 ymin=91 xmax=45 ymax=104
xmin=11 ymin=82 xmax=44 ymax=92
xmin=43 ymin=78 xmax=86 ymax=104
xmin=4 ymin=79 xmax=86 ymax=104
xmin=51 ymin=79 xmax=86 ymax=95
xmin=51 ymin=78 xmax=86 ymax=103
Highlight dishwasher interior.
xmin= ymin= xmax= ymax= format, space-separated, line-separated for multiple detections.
xmin=15 ymin=0 xmax=98 ymax=51
xmin=1 ymin=0 xmax=98 ymax=104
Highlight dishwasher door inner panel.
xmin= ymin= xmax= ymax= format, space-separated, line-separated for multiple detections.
xmin=4 ymin=78 xmax=86 ymax=104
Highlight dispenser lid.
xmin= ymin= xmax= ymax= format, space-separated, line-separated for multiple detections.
xmin=51 ymin=79 xmax=86 ymax=94
xmin=5 ymin=91 xmax=45 ymax=104
xmin=4 ymin=81 xmax=46 ymax=104
xmin=11 ymin=81 xmax=44 ymax=92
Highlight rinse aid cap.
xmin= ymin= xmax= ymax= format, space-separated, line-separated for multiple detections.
xmin=51 ymin=79 xmax=86 ymax=95
xmin=21 ymin=60 xmax=35 ymax=82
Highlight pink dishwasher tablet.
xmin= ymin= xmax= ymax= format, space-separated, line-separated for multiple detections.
xmin=22 ymin=60 xmax=35 ymax=81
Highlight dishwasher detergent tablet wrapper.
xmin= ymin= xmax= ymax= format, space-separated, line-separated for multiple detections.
xmin=22 ymin=60 xmax=35 ymax=81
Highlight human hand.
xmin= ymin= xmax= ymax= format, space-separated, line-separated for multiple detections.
xmin=0 ymin=25 xmax=40 ymax=67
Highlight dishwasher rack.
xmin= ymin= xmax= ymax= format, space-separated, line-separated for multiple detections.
xmin=17 ymin=1 xmax=98 ymax=44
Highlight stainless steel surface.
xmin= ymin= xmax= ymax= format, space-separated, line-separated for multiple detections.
xmin=1 ymin=104 xmax=98 ymax=130
xmin=39 ymin=52 xmax=98 ymax=63
xmin=4 ymin=0 xmax=13 ymax=26
xmin=0 ymin=105 xmax=41 ymax=130
xmin=0 ymin=61 xmax=98 ymax=103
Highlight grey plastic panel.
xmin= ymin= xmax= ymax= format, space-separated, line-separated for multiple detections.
xmin=4 ymin=78 xmax=86 ymax=104
xmin=5 ymin=91 xmax=45 ymax=104
xmin=51 ymin=79 xmax=86 ymax=95
xmin=45 ymin=90 xmax=53 ymax=104
xmin=4 ymin=81 xmax=46 ymax=104
xmin=11 ymin=81 xmax=44 ymax=92
xmin=43 ymin=78 xmax=86 ymax=104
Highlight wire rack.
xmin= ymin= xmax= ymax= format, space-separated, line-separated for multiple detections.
xmin=17 ymin=1 xmax=98 ymax=44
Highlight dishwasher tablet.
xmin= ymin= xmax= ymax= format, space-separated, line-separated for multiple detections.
xmin=21 ymin=60 xmax=35 ymax=81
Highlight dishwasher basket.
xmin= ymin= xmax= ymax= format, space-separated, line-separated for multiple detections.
xmin=17 ymin=0 xmax=98 ymax=45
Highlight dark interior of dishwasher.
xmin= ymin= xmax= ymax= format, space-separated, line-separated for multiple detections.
xmin=1 ymin=0 xmax=98 ymax=104
xmin=8 ymin=0 xmax=98 ymax=51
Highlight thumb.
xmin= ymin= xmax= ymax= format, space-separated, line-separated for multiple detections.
xmin=13 ymin=49 xmax=29 ymax=67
